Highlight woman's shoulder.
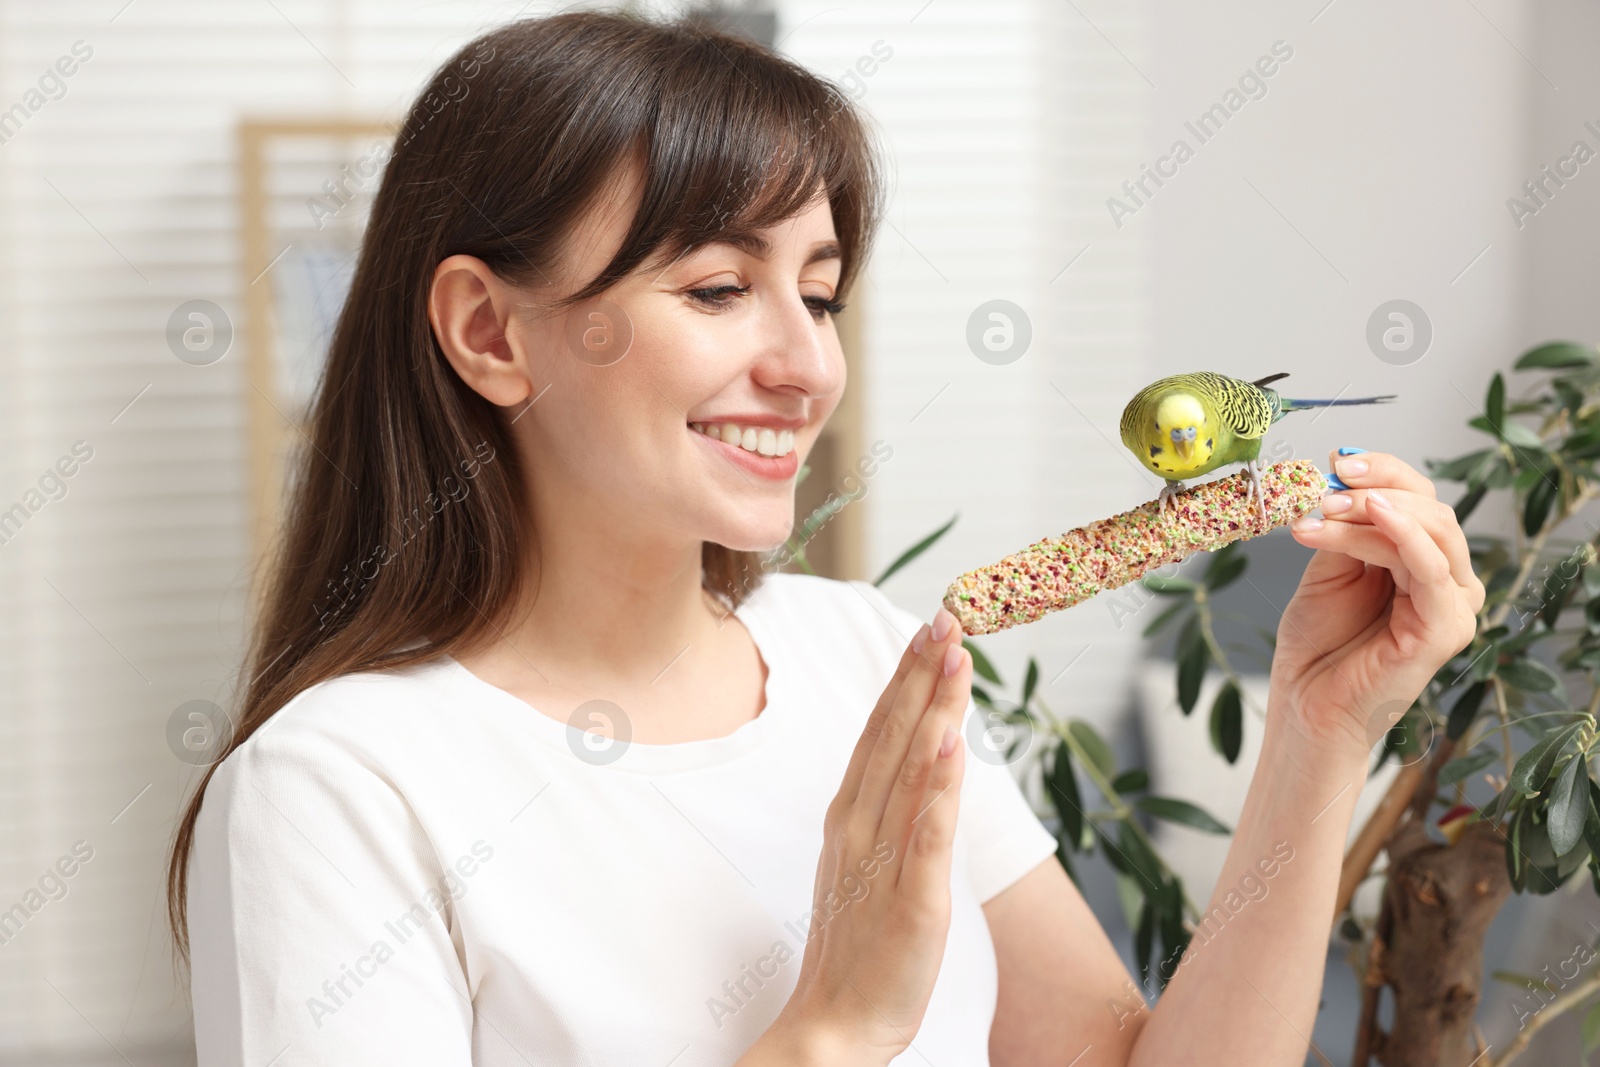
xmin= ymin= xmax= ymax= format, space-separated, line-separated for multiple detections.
xmin=204 ymin=657 xmax=458 ymax=796
xmin=745 ymin=571 xmax=926 ymax=658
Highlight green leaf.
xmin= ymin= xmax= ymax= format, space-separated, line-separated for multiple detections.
xmin=1582 ymin=1000 xmax=1600 ymax=1052
xmin=1021 ymin=658 xmax=1039 ymax=707
xmin=1509 ymin=722 xmax=1585 ymax=795
xmin=1114 ymin=871 xmax=1146 ymax=933
xmin=1446 ymin=681 xmax=1489 ymax=741
xmin=1497 ymin=656 xmax=1561 ymax=694
xmin=1549 ymin=752 xmax=1589 ymax=856
xmin=1117 ymin=820 xmax=1166 ymax=890
xmin=1502 ymin=422 xmax=1544 ymax=450
xmin=1136 ymin=795 xmax=1231 ymax=834
xmin=1427 ymin=449 xmax=1493 ymax=482
xmin=1176 ymin=616 xmax=1210 ymax=715
xmin=1047 ymin=742 xmax=1083 ymax=848
xmin=1523 ymin=477 xmax=1558 ymax=537
xmin=1539 ymin=547 xmax=1588 ymax=629
xmin=1209 ymin=681 xmax=1244 ymax=763
xmin=1156 ymin=892 xmax=1190 ymax=991
xmin=1068 ymin=719 xmax=1116 ymax=782
xmin=1453 ymin=483 xmax=1489 ymax=523
xmin=965 ymin=639 xmax=1002 ymax=685
xmin=1515 ymin=341 xmax=1596 ymax=370
xmin=1141 ymin=574 xmax=1198 ymax=595
xmin=1472 ymin=642 xmax=1500 ymax=681
xmin=1054 ymin=834 xmax=1080 ymax=888
xmin=1141 ymin=600 xmax=1190 ymax=639
xmin=1112 ymin=768 xmax=1149 ymax=794
xmin=1507 ymin=806 xmax=1526 ymax=890
xmin=1203 ymin=544 xmax=1247 ymax=591
xmin=1586 ymin=779 xmax=1600 ymax=860
xmin=1486 ymin=372 xmax=1506 ymax=429
xmin=872 ymin=513 xmax=957 ymax=587
xmin=1438 ymin=748 xmax=1497 ymax=785
xmin=1134 ymin=897 xmax=1154 ymax=989
xmin=1490 ymin=969 xmax=1545 ymax=988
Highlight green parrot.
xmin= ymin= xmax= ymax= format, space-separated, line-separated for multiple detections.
xmin=1118 ymin=371 xmax=1397 ymax=519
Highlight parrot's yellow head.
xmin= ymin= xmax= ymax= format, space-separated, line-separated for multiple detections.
xmin=1146 ymin=393 xmax=1214 ymax=475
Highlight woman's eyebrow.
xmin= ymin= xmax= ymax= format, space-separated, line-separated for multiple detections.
xmin=710 ymin=232 xmax=841 ymax=267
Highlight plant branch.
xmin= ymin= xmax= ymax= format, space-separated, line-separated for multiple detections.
xmin=1033 ymin=694 xmax=1203 ymax=922
xmin=1487 ymin=968 xmax=1600 ymax=1067
xmin=1492 ymin=676 xmax=1515 ymax=779
xmin=1195 ymin=588 xmax=1267 ymax=720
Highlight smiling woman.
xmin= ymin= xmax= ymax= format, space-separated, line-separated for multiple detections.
xmin=165 ymin=9 xmax=1071 ymax=1067
xmin=162 ymin=9 xmax=1493 ymax=1067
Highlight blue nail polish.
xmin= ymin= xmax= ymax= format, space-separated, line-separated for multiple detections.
xmin=1337 ymin=446 xmax=1368 ymax=456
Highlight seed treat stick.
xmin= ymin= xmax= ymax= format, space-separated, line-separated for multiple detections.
xmin=942 ymin=459 xmax=1329 ymax=635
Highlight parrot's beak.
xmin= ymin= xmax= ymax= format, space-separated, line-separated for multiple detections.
xmin=1173 ymin=438 xmax=1193 ymax=462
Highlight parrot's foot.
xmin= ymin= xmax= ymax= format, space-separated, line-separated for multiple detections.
xmin=1155 ymin=480 xmax=1188 ymax=513
xmin=1242 ymin=459 xmax=1268 ymax=524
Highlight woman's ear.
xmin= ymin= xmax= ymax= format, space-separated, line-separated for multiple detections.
xmin=428 ymin=254 xmax=533 ymax=407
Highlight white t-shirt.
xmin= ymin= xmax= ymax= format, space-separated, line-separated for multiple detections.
xmin=188 ymin=572 xmax=1058 ymax=1066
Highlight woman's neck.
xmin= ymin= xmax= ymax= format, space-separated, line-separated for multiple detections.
xmin=468 ymin=508 xmax=724 ymax=694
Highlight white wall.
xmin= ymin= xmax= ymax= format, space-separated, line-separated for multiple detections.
xmin=795 ymin=0 xmax=1156 ymax=742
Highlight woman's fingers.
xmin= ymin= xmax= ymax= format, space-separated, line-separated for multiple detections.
xmin=1314 ymin=486 xmax=1475 ymax=591
xmin=854 ymin=613 xmax=963 ymax=825
xmin=837 ymin=623 xmax=929 ymax=807
xmin=1328 ymin=449 xmax=1437 ymax=499
xmin=896 ymin=706 xmax=965 ymax=905
xmin=1361 ymin=495 xmax=1476 ymax=645
xmin=880 ymin=641 xmax=970 ymax=890
xmin=1291 ymin=518 xmax=1410 ymax=582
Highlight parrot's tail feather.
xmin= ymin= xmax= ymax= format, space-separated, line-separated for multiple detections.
xmin=1279 ymin=394 xmax=1397 ymax=411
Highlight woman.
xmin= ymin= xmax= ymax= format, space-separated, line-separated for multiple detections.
xmin=169 ymin=10 xmax=1484 ymax=1066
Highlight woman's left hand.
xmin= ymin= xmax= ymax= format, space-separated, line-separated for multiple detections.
xmin=1273 ymin=448 xmax=1486 ymax=761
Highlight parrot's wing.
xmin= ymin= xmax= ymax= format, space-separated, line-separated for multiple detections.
xmin=1191 ymin=371 xmax=1274 ymax=440
xmin=1118 ymin=383 xmax=1155 ymax=453
xmin=1250 ymin=372 xmax=1290 ymax=388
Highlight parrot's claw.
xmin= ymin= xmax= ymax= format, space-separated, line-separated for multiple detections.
xmin=1242 ymin=459 xmax=1268 ymax=525
xmin=1156 ymin=480 xmax=1187 ymax=514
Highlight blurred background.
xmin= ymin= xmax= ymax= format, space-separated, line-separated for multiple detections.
xmin=0 ymin=0 xmax=1596 ymax=1063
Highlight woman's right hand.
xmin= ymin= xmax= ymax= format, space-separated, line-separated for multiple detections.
xmin=770 ymin=606 xmax=974 ymax=1065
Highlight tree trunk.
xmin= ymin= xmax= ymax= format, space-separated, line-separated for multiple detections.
xmin=1353 ymin=816 xmax=1512 ymax=1066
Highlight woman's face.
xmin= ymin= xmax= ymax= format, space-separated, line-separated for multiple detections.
xmin=508 ymin=173 xmax=848 ymax=556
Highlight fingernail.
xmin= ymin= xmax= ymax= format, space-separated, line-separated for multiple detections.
xmin=1337 ymin=446 xmax=1368 ymax=455
xmin=1335 ymin=456 xmax=1369 ymax=478
xmin=1320 ymin=493 xmax=1353 ymax=515
xmin=1292 ymin=515 xmax=1324 ymax=532
xmin=942 ymin=643 xmax=964 ymax=677
xmin=931 ymin=606 xmax=955 ymax=642
xmin=1367 ymin=487 xmax=1393 ymax=510
xmin=911 ymin=623 xmax=930 ymax=654
xmin=939 ymin=724 xmax=959 ymax=758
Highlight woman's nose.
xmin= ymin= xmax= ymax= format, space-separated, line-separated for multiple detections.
xmin=753 ymin=297 xmax=843 ymax=397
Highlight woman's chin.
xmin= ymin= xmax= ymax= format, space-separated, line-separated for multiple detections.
xmin=702 ymin=513 xmax=795 ymax=555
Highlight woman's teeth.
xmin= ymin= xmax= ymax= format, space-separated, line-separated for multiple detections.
xmin=691 ymin=422 xmax=796 ymax=458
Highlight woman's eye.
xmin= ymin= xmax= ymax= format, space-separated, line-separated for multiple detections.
xmin=685 ymin=284 xmax=846 ymax=320
xmin=805 ymin=295 xmax=846 ymax=319
xmin=686 ymin=284 xmax=750 ymax=308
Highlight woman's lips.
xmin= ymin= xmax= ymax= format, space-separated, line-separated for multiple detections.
xmin=689 ymin=424 xmax=800 ymax=480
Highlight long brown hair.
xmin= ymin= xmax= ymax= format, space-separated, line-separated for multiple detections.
xmin=166 ymin=8 xmax=884 ymax=962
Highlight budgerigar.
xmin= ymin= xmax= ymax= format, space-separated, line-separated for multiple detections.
xmin=1118 ymin=371 xmax=1397 ymax=520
